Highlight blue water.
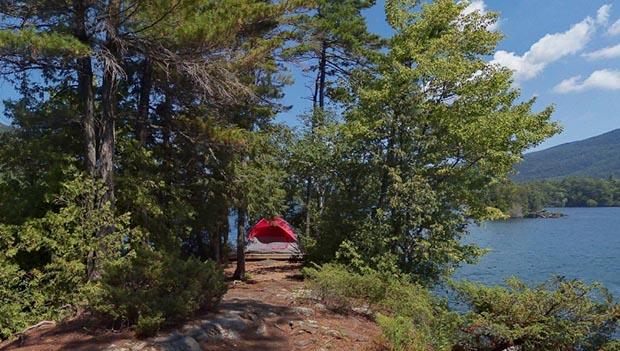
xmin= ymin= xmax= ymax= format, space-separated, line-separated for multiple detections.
xmin=456 ymin=207 xmax=620 ymax=297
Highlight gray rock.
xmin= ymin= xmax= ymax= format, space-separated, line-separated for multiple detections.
xmin=154 ymin=335 xmax=201 ymax=351
xmin=314 ymin=303 xmax=327 ymax=312
xmin=255 ymin=322 xmax=269 ymax=337
xmin=240 ymin=309 xmax=259 ymax=321
xmin=181 ymin=324 xmax=209 ymax=343
xmin=342 ymin=329 xmax=369 ymax=342
xmin=291 ymin=306 xmax=314 ymax=317
xmin=293 ymin=339 xmax=314 ymax=348
xmin=352 ymin=306 xmax=374 ymax=317
xmin=323 ymin=329 xmax=343 ymax=339
xmin=127 ymin=341 xmax=149 ymax=350
xmin=199 ymin=321 xmax=227 ymax=340
xmin=212 ymin=316 xmax=247 ymax=336
xmin=295 ymin=320 xmax=319 ymax=334
xmin=200 ymin=320 xmax=242 ymax=341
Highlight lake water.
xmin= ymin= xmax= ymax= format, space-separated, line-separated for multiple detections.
xmin=455 ymin=207 xmax=620 ymax=297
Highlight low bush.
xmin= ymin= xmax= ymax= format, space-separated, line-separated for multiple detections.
xmin=89 ymin=247 xmax=227 ymax=337
xmin=452 ymin=277 xmax=620 ymax=351
xmin=0 ymin=176 xmax=130 ymax=340
xmin=376 ymin=314 xmax=431 ymax=351
xmin=303 ymin=264 xmax=620 ymax=351
xmin=303 ymin=263 xmax=458 ymax=350
xmin=302 ymin=263 xmax=389 ymax=311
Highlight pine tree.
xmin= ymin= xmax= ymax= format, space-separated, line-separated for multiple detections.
xmin=307 ymin=0 xmax=560 ymax=283
xmin=286 ymin=0 xmax=382 ymax=238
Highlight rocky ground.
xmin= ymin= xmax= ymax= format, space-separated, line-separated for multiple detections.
xmin=0 ymin=260 xmax=379 ymax=351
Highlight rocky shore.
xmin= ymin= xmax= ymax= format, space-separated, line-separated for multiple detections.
xmin=524 ymin=210 xmax=566 ymax=219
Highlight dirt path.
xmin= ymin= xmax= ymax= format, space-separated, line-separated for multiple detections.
xmin=1 ymin=261 xmax=379 ymax=351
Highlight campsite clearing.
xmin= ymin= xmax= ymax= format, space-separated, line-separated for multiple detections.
xmin=0 ymin=261 xmax=379 ymax=351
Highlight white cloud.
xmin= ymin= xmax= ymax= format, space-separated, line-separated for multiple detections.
xmin=461 ymin=0 xmax=499 ymax=31
xmin=462 ymin=0 xmax=486 ymax=15
xmin=554 ymin=69 xmax=620 ymax=93
xmin=597 ymin=4 xmax=612 ymax=25
xmin=609 ymin=19 xmax=620 ymax=35
xmin=582 ymin=43 xmax=620 ymax=60
xmin=491 ymin=5 xmax=610 ymax=81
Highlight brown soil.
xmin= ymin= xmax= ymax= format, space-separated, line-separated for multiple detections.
xmin=0 ymin=260 xmax=380 ymax=351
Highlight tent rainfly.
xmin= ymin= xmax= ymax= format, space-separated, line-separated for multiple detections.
xmin=245 ymin=217 xmax=300 ymax=255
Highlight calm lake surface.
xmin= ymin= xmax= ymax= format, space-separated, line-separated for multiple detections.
xmin=456 ymin=207 xmax=620 ymax=297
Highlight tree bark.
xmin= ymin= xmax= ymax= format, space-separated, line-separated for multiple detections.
xmin=73 ymin=0 xmax=98 ymax=280
xmin=376 ymin=119 xmax=397 ymax=214
xmin=137 ymin=57 xmax=152 ymax=146
xmin=317 ymin=41 xmax=327 ymax=110
xmin=73 ymin=0 xmax=96 ymax=177
xmin=99 ymin=0 xmax=121 ymax=206
xmin=305 ymin=40 xmax=328 ymax=238
xmin=159 ymin=90 xmax=173 ymax=172
xmin=211 ymin=206 xmax=228 ymax=263
xmin=233 ymin=207 xmax=247 ymax=280
xmin=87 ymin=0 xmax=120 ymax=281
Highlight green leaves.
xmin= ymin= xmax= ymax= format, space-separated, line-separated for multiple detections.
xmin=88 ymin=246 xmax=226 ymax=337
xmin=452 ymin=277 xmax=620 ymax=351
xmin=0 ymin=174 xmax=135 ymax=339
xmin=294 ymin=0 xmax=560 ymax=285
xmin=304 ymin=263 xmax=460 ymax=351
xmin=0 ymin=29 xmax=90 ymax=56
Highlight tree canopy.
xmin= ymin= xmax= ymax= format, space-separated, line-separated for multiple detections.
xmin=1 ymin=0 xmax=600 ymax=344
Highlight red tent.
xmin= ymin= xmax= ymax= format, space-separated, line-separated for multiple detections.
xmin=246 ymin=217 xmax=300 ymax=254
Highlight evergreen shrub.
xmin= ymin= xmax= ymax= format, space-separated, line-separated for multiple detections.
xmin=89 ymin=247 xmax=227 ymax=337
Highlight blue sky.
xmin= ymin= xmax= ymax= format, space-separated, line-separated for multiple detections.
xmin=1 ymin=1 xmax=619 ymax=151
xmin=278 ymin=0 xmax=620 ymax=151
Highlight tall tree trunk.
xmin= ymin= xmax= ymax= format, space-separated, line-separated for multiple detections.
xmin=74 ymin=0 xmax=98 ymax=280
xmin=159 ymin=90 xmax=173 ymax=173
xmin=73 ymin=0 xmax=96 ymax=177
xmin=305 ymin=40 xmax=328 ymax=238
xmin=376 ymin=120 xmax=397 ymax=215
xmin=137 ymin=57 xmax=153 ymax=146
xmin=304 ymin=178 xmax=312 ymax=238
xmin=88 ymin=0 xmax=120 ymax=280
xmin=211 ymin=227 xmax=220 ymax=263
xmin=99 ymin=0 xmax=121 ymax=206
xmin=212 ymin=206 xmax=228 ymax=263
xmin=233 ymin=207 xmax=247 ymax=280
xmin=317 ymin=41 xmax=327 ymax=110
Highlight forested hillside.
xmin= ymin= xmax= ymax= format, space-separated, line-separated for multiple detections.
xmin=0 ymin=1 xmax=617 ymax=350
xmin=488 ymin=177 xmax=620 ymax=218
xmin=514 ymin=128 xmax=620 ymax=181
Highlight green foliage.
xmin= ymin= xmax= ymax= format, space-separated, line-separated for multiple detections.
xmin=0 ymin=95 xmax=83 ymax=224
xmin=293 ymin=0 xmax=559 ymax=285
xmin=452 ymin=278 xmax=620 ymax=351
xmin=302 ymin=263 xmax=389 ymax=311
xmin=304 ymin=263 xmax=458 ymax=351
xmin=515 ymin=129 xmax=620 ymax=182
xmin=304 ymin=266 xmax=619 ymax=351
xmin=89 ymin=247 xmax=226 ymax=337
xmin=0 ymin=0 xmax=601 ymax=345
xmin=0 ymin=174 xmax=131 ymax=339
xmin=0 ymin=28 xmax=90 ymax=56
xmin=377 ymin=314 xmax=445 ymax=351
xmin=135 ymin=314 xmax=166 ymax=338
xmin=488 ymin=177 xmax=620 ymax=216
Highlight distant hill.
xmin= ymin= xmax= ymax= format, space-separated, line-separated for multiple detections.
xmin=514 ymin=129 xmax=620 ymax=182
xmin=0 ymin=123 xmax=8 ymax=131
